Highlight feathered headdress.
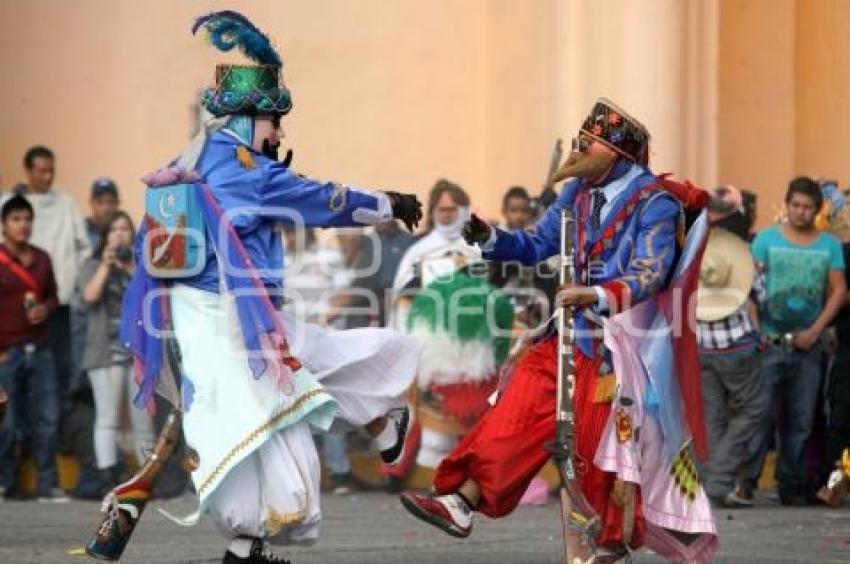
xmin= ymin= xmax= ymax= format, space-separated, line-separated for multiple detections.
xmin=192 ymin=10 xmax=291 ymax=117
xmin=192 ymin=10 xmax=281 ymax=67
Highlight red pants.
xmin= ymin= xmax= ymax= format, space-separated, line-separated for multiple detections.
xmin=434 ymin=336 xmax=644 ymax=549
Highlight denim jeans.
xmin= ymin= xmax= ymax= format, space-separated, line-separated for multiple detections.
xmin=742 ymin=342 xmax=824 ymax=494
xmin=0 ymin=345 xmax=60 ymax=492
xmin=321 ymin=431 xmax=351 ymax=476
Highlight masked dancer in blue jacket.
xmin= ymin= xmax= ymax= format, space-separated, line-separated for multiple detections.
xmin=119 ymin=12 xmax=422 ymax=564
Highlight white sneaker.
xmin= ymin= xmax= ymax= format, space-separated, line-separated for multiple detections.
xmin=37 ymin=487 xmax=70 ymax=503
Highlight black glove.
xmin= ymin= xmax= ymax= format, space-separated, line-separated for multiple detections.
xmin=462 ymin=213 xmax=492 ymax=246
xmin=386 ymin=192 xmax=423 ymax=232
xmin=281 ymin=149 xmax=293 ymax=168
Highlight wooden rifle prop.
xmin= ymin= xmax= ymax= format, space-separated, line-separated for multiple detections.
xmin=86 ymin=329 xmax=187 ymax=561
xmin=546 ymin=207 xmax=602 ymax=563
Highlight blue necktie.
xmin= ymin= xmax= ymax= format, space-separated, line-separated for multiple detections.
xmin=591 ymin=190 xmax=607 ymax=232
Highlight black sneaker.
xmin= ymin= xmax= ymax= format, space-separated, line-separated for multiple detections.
xmin=1 ymin=485 xmax=25 ymax=501
xmin=380 ymin=406 xmax=415 ymax=466
xmin=222 ymin=538 xmax=292 ymax=564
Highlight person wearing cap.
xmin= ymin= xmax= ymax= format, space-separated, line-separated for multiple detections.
xmin=85 ymin=178 xmax=120 ymax=251
xmin=400 ymin=98 xmax=717 ymax=562
xmin=66 ymin=176 xmax=120 ymax=500
xmin=741 ymin=176 xmax=847 ymax=506
xmin=696 ymin=186 xmax=769 ymax=508
xmin=115 ymin=12 xmax=423 ymax=564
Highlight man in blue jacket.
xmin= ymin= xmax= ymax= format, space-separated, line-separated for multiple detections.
xmin=401 ymin=98 xmax=717 ymax=562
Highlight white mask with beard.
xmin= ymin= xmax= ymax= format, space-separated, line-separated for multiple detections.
xmin=435 ymin=206 xmax=471 ymax=240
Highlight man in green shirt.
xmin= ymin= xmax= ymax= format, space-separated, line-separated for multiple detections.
xmin=742 ymin=176 xmax=847 ymax=505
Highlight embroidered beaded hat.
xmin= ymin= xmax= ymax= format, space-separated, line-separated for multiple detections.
xmin=192 ymin=11 xmax=291 ymax=117
xmin=580 ymin=98 xmax=650 ymax=164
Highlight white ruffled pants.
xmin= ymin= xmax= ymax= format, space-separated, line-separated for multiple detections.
xmin=171 ymin=285 xmax=418 ymax=544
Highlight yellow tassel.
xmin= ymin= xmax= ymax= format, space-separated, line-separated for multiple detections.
xmin=236 ymin=146 xmax=255 ymax=170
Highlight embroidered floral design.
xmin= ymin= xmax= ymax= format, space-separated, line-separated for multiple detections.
xmin=580 ymin=99 xmax=649 ymax=162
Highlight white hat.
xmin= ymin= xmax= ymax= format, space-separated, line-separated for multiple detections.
xmin=697 ymin=228 xmax=755 ymax=321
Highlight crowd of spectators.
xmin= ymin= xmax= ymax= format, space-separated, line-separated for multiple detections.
xmin=0 ymin=143 xmax=848 ymax=512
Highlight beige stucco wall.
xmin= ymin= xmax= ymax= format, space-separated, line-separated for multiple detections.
xmin=0 ymin=1 xmax=490 ymax=219
xmin=717 ymin=0 xmax=850 ymax=227
xmin=1 ymin=0 xmax=845 ymax=231
xmin=795 ymin=0 xmax=850 ymax=185
xmin=0 ymin=0 xmax=717 ymax=225
xmin=717 ymin=0 xmax=796 ymax=225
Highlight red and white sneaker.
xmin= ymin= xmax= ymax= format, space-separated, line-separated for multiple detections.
xmin=399 ymin=491 xmax=473 ymax=538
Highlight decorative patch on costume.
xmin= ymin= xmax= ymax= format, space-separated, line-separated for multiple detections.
xmin=669 ymin=446 xmax=702 ymax=502
xmin=329 ymin=182 xmax=348 ymax=212
xmin=593 ymin=373 xmax=617 ymax=403
xmin=615 ymin=408 xmax=633 ymax=443
xmin=236 ymin=146 xmax=255 ymax=170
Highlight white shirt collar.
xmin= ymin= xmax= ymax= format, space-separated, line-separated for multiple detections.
xmin=592 ymin=163 xmax=643 ymax=222
xmin=599 ymin=163 xmax=641 ymax=199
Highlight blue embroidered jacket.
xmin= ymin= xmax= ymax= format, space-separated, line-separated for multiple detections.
xmin=163 ymin=130 xmax=392 ymax=294
xmin=484 ymin=164 xmax=682 ymax=357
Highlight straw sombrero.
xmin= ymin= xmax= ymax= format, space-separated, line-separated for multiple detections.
xmin=697 ymin=228 xmax=755 ymax=321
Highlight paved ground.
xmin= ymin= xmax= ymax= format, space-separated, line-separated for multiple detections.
xmin=1 ymin=492 xmax=849 ymax=563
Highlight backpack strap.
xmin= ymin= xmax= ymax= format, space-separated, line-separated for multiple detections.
xmin=0 ymin=246 xmax=42 ymax=295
